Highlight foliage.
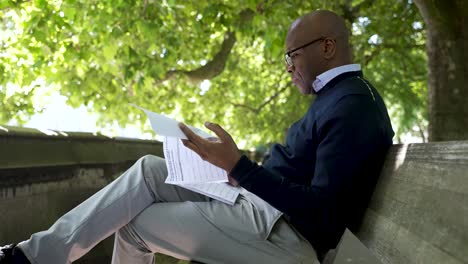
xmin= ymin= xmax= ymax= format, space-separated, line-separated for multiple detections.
xmin=0 ymin=0 xmax=428 ymax=147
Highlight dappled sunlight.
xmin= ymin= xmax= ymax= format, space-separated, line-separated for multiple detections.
xmin=58 ymin=131 xmax=68 ymax=137
xmin=199 ymin=79 xmax=211 ymax=95
xmin=0 ymin=126 xmax=8 ymax=132
xmin=393 ymin=144 xmax=409 ymax=171
xmin=37 ymin=128 xmax=59 ymax=136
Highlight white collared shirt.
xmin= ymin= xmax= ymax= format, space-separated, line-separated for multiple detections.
xmin=312 ymin=64 xmax=362 ymax=93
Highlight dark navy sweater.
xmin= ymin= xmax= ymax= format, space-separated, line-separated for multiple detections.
xmin=230 ymin=71 xmax=394 ymax=259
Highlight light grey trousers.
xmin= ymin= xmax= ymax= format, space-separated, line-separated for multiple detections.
xmin=18 ymin=155 xmax=317 ymax=264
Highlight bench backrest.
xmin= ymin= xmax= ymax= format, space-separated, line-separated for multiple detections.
xmin=356 ymin=141 xmax=468 ymax=263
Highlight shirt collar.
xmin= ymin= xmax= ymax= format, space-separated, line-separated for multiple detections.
xmin=312 ymin=64 xmax=362 ymax=93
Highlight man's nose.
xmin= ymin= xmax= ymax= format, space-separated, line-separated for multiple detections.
xmin=286 ymin=63 xmax=295 ymax=73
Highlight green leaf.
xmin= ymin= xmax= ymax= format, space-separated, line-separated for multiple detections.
xmin=103 ymin=42 xmax=119 ymax=60
xmin=0 ymin=0 xmax=434 ymax=146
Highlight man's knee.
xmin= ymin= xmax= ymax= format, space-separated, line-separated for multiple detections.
xmin=139 ymin=154 xmax=164 ymax=167
xmin=138 ymin=155 xmax=167 ymax=183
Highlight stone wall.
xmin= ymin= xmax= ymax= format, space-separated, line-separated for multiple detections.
xmin=0 ymin=125 xmax=164 ymax=263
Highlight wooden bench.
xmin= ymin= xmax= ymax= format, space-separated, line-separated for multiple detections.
xmin=327 ymin=141 xmax=468 ymax=263
xmin=2 ymin=126 xmax=466 ymax=263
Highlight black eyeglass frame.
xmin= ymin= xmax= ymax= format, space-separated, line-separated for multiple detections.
xmin=284 ymin=37 xmax=325 ymax=67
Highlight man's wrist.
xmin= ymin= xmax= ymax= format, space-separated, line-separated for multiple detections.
xmin=228 ymin=155 xmax=251 ymax=179
xmin=226 ymin=153 xmax=242 ymax=174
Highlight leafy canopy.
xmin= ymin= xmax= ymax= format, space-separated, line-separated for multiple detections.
xmin=0 ymin=0 xmax=427 ymax=147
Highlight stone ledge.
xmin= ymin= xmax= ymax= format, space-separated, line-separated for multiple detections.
xmin=0 ymin=125 xmax=163 ymax=169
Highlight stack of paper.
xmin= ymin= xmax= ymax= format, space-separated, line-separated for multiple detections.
xmin=133 ymin=104 xmax=241 ymax=205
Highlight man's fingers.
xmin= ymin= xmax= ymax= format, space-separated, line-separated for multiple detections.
xmin=179 ymin=123 xmax=204 ymax=144
xmin=207 ymin=137 xmax=220 ymax=142
xmin=181 ymin=139 xmax=202 ymax=156
xmin=205 ymin=122 xmax=230 ymax=141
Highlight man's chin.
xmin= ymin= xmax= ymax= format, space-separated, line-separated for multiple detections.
xmin=293 ymin=79 xmax=314 ymax=95
xmin=297 ymin=85 xmax=313 ymax=95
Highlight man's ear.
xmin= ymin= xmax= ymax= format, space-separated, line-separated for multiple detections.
xmin=323 ymin=38 xmax=336 ymax=60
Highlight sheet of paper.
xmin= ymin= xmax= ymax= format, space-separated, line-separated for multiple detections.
xmin=135 ymin=104 xmax=240 ymax=205
xmin=163 ymin=137 xmax=240 ymax=205
xmin=163 ymin=137 xmax=228 ymax=183
xmin=179 ymin=183 xmax=241 ymax=206
xmin=131 ymin=104 xmax=212 ymax=139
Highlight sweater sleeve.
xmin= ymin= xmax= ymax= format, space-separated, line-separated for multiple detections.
xmin=230 ymin=153 xmax=326 ymax=216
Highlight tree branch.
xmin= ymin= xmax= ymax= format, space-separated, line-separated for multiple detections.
xmin=229 ymin=101 xmax=258 ymax=113
xmin=364 ymin=43 xmax=425 ymax=65
xmin=156 ymin=8 xmax=255 ymax=85
xmin=142 ymin=0 xmax=148 ymax=19
xmin=340 ymin=0 xmax=376 ymax=24
xmin=364 ymin=48 xmax=383 ymax=66
xmin=416 ymin=119 xmax=427 ymax=143
xmin=1 ymin=0 xmax=33 ymax=11
xmin=229 ymin=82 xmax=290 ymax=114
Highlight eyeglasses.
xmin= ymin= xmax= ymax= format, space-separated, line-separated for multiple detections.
xmin=284 ymin=37 xmax=325 ymax=67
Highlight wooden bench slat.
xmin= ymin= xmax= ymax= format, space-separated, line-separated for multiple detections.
xmin=357 ymin=142 xmax=468 ymax=264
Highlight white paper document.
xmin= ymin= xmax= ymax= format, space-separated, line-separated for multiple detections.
xmin=131 ymin=104 xmax=212 ymax=139
xmin=180 ymin=183 xmax=241 ymax=205
xmin=163 ymin=137 xmax=227 ymax=184
xmin=134 ymin=104 xmax=241 ymax=205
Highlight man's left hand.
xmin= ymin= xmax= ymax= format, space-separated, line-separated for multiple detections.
xmin=179 ymin=122 xmax=242 ymax=175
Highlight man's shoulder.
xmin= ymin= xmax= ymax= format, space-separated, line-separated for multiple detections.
xmin=333 ymin=76 xmax=375 ymax=96
xmin=313 ymin=78 xmax=373 ymax=115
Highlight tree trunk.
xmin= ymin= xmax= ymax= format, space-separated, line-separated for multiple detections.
xmin=414 ymin=0 xmax=468 ymax=141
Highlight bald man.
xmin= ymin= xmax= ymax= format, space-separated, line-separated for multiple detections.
xmin=1 ymin=10 xmax=393 ymax=264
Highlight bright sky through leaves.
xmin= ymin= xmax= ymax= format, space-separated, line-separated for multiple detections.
xmin=1 ymin=0 xmax=428 ymax=147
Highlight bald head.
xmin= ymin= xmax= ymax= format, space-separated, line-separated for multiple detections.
xmin=284 ymin=10 xmax=353 ymax=95
xmin=286 ymin=10 xmax=352 ymax=65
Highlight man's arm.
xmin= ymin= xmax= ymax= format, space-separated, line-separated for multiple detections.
xmin=231 ymin=95 xmax=387 ymax=215
xmin=179 ymin=95 xmax=389 ymax=216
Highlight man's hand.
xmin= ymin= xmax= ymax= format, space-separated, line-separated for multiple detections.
xmin=179 ymin=122 xmax=242 ymax=179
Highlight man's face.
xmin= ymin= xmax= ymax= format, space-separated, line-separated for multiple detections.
xmin=285 ymin=32 xmax=323 ymax=95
